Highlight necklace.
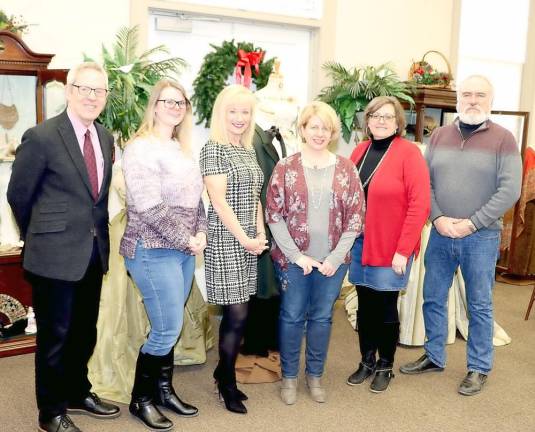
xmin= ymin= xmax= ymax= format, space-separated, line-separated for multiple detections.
xmin=303 ymin=164 xmax=331 ymax=210
xmin=301 ymin=152 xmax=334 ymax=170
xmin=357 ymin=144 xmax=391 ymax=188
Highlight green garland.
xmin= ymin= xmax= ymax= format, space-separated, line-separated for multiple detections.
xmin=192 ymin=40 xmax=275 ymax=127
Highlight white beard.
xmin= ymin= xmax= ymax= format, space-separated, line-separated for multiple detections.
xmin=456 ymin=102 xmax=490 ymax=125
xmin=458 ymin=111 xmax=489 ymax=125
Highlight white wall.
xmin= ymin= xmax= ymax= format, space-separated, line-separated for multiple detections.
xmin=332 ymin=0 xmax=454 ymax=79
xmin=3 ymin=0 xmax=456 ymax=85
xmin=1 ymin=0 xmax=130 ymax=68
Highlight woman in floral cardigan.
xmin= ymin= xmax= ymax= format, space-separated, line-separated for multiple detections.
xmin=265 ymin=101 xmax=365 ymax=405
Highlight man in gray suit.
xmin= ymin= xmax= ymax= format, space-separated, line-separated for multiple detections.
xmin=8 ymin=62 xmax=119 ymax=432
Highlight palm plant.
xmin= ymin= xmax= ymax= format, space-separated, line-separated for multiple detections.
xmin=85 ymin=26 xmax=186 ymax=147
xmin=318 ymin=62 xmax=414 ymax=142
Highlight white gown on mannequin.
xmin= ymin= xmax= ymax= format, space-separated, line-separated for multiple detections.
xmin=255 ymin=63 xmax=300 ymax=155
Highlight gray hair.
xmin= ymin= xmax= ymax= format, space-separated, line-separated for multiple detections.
xmin=457 ymin=74 xmax=494 ymax=102
xmin=66 ymin=62 xmax=108 ymax=89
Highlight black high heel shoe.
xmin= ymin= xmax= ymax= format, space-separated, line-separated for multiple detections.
xmin=213 ymin=366 xmax=247 ymax=401
xmin=217 ymin=382 xmax=247 ymax=414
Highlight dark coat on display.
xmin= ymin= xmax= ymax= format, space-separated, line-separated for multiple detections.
xmin=7 ymin=110 xmax=113 ymax=281
xmin=240 ymin=125 xmax=287 ymax=357
xmin=252 ymin=124 xmax=286 ymax=299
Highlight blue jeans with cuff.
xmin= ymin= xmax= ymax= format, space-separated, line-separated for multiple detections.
xmin=423 ymin=227 xmax=500 ymax=374
xmin=124 ymin=241 xmax=195 ymax=356
xmin=277 ymin=262 xmax=348 ymax=378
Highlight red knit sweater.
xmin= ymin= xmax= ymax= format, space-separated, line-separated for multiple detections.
xmin=350 ymin=136 xmax=430 ymax=266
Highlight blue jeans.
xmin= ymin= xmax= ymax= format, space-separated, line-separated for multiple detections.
xmin=124 ymin=242 xmax=195 ymax=356
xmin=423 ymin=228 xmax=500 ymax=374
xmin=277 ymin=263 xmax=348 ymax=378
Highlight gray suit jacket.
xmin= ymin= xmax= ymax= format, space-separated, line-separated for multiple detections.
xmin=7 ymin=110 xmax=113 ymax=281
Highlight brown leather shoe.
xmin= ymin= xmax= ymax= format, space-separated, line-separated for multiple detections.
xmin=67 ymin=393 xmax=120 ymax=419
xmin=38 ymin=414 xmax=81 ymax=432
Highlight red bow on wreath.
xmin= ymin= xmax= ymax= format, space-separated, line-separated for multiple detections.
xmin=235 ymin=49 xmax=264 ymax=88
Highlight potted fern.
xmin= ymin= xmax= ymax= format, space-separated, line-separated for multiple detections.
xmin=85 ymin=26 xmax=187 ymax=147
xmin=318 ymin=62 xmax=414 ymax=143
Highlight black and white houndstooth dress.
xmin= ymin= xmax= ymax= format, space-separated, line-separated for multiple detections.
xmin=200 ymin=140 xmax=264 ymax=305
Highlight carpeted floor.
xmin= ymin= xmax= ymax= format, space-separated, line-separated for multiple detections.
xmin=1 ymin=281 xmax=534 ymax=432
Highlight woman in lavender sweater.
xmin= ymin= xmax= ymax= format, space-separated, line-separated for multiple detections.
xmin=120 ymin=80 xmax=206 ymax=431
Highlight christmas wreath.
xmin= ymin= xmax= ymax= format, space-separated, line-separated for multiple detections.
xmin=192 ymin=40 xmax=275 ymax=127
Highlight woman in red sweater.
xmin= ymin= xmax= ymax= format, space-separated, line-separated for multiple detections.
xmin=346 ymin=96 xmax=430 ymax=393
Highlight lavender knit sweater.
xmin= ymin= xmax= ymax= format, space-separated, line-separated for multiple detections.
xmin=119 ymin=136 xmax=207 ymax=258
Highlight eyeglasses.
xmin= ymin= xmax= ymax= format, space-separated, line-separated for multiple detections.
xmin=158 ymin=99 xmax=188 ymax=109
xmin=72 ymin=84 xmax=108 ymax=98
xmin=368 ymin=113 xmax=396 ymax=122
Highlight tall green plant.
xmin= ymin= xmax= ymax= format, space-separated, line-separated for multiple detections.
xmin=318 ymin=62 xmax=414 ymax=142
xmin=85 ymin=26 xmax=186 ymax=146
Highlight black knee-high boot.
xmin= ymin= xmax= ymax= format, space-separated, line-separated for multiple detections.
xmin=154 ymin=349 xmax=198 ymax=417
xmin=370 ymin=322 xmax=399 ymax=393
xmin=129 ymin=351 xmax=173 ymax=431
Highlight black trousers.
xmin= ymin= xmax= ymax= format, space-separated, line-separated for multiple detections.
xmin=29 ymin=240 xmax=103 ymax=421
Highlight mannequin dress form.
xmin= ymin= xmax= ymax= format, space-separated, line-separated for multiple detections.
xmin=254 ymin=60 xmax=299 ymax=156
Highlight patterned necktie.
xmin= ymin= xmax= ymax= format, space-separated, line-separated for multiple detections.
xmin=83 ymin=130 xmax=99 ymax=201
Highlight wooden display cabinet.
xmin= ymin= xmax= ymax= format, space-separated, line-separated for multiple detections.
xmin=0 ymin=31 xmax=67 ymax=357
xmin=405 ymin=86 xmax=457 ymax=144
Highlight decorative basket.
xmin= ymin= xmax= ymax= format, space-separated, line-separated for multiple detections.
xmin=408 ymin=50 xmax=452 ymax=88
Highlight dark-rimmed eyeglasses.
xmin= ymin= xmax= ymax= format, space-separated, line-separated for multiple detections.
xmin=158 ymin=99 xmax=188 ymax=109
xmin=72 ymin=84 xmax=108 ymax=98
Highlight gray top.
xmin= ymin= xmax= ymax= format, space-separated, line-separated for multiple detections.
xmin=269 ymin=164 xmax=357 ymax=270
xmin=425 ymin=119 xmax=522 ymax=230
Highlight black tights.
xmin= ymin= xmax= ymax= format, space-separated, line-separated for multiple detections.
xmin=356 ymin=285 xmax=399 ymax=324
xmin=217 ymin=302 xmax=249 ymax=384
xmin=356 ymin=285 xmax=400 ymax=367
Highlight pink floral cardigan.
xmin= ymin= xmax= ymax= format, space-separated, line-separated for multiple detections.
xmin=265 ymin=152 xmax=365 ymax=270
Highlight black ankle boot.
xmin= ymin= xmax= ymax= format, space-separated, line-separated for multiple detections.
xmin=370 ymin=363 xmax=394 ymax=393
xmin=154 ymin=350 xmax=198 ymax=417
xmin=370 ymin=322 xmax=399 ymax=393
xmin=214 ymin=365 xmax=247 ymax=414
xmin=347 ymin=360 xmax=375 ymax=385
xmin=217 ymin=382 xmax=247 ymax=414
xmin=213 ymin=364 xmax=247 ymax=401
xmin=129 ymin=351 xmax=173 ymax=431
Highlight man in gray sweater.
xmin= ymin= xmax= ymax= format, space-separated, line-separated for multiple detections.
xmin=399 ymin=75 xmax=522 ymax=396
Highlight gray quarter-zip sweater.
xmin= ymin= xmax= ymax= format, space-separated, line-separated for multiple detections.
xmin=425 ymin=118 xmax=522 ymax=230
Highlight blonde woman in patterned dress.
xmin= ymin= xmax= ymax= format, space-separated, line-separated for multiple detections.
xmin=265 ymin=101 xmax=365 ymax=405
xmin=199 ymin=85 xmax=268 ymax=415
